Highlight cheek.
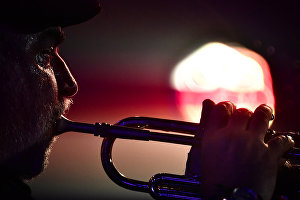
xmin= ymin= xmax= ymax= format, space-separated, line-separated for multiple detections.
xmin=30 ymin=64 xmax=59 ymax=100
xmin=24 ymin=64 xmax=62 ymax=141
xmin=0 ymin=62 xmax=61 ymax=159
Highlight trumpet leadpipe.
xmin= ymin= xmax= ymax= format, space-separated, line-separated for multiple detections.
xmin=56 ymin=116 xmax=203 ymax=145
xmin=57 ymin=116 xmax=300 ymax=148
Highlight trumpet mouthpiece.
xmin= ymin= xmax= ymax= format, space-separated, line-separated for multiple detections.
xmin=56 ymin=116 xmax=72 ymax=135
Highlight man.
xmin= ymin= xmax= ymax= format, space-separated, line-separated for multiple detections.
xmin=0 ymin=0 xmax=296 ymax=200
xmin=0 ymin=0 xmax=101 ymax=198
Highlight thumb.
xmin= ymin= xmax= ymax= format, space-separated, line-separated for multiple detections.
xmin=268 ymin=135 xmax=295 ymax=158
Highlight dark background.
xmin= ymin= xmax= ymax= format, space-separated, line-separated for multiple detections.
xmin=28 ymin=0 xmax=300 ymax=199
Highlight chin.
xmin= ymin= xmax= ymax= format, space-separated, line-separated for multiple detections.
xmin=3 ymin=136 xmax=56 ymax=180
xmin=24 ymin=136 xmax=57 ymax=180
xmin=23 ymin=141 xmax=54 ymax=180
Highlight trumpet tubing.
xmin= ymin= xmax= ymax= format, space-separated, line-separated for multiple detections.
xmin=57 ymin=116 xmax=300 ymax=199
xmin=57 ymin=116 xmax=300 ymax=148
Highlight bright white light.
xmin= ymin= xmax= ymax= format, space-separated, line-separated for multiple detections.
xmin=171 ymin=42 xmax=264 ymax=92
xmin=170 ymin=42 xmax=275 ymax=122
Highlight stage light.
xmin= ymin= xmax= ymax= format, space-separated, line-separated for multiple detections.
xmin=171 ymin=42 xmax=275 ymax=122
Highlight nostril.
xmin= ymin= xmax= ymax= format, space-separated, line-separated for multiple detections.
xmin=61 ymin=79 xmax=78 ymax=97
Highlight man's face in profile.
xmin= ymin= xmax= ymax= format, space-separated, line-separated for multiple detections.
xmin=0 ymin=27 xmax=77 ymax=179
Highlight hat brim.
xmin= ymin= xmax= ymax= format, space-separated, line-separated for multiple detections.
xmin=1 ymin=0 xmax=101 ymax=33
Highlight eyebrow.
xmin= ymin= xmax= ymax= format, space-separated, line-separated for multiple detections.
xmin=39 ymin=27 xmax=66 ymax=46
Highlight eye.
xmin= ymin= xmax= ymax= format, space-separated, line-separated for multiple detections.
xmin=36 ymin=47 xmax=55 ymax=68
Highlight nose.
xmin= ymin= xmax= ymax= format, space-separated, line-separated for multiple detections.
xmin=54 ymin=54 xmax=78 ymax=97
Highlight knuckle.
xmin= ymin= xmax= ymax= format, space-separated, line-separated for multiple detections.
xmin=272 ymin=135 xmax=292 ymax=148
xmin=287 ymin=135 xmax=295 ymax=145
xmin=276 ymin=135 xmax=287 ymax=144
xmin=278 ymin=135 xmax=287 ymax=144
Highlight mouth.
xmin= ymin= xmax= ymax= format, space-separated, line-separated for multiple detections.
xmin=53 ymin=97 xmax=73 ymax=135
xmin=54 ymin=115 xmax=67 ymax=136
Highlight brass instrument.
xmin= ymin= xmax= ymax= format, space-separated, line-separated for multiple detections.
xmin=57 ymin=116 xmax=300 ymax=199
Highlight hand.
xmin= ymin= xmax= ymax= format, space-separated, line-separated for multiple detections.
xmin=186 ymin=100 xmax=294 ymax=200
xmin=185 ymin=99 xmax=215 ymax=176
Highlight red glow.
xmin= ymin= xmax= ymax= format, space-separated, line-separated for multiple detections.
xmin=171 ymin=42 xmax=275 ymax=122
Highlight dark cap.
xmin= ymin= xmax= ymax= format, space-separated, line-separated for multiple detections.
xmin=1 ymin=0 xmax=101 ymax=33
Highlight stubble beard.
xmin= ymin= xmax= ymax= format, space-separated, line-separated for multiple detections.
xmin=0 ymin=59 xmax=72 ymax=179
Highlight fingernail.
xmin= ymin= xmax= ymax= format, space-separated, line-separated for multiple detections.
xmin=262 ymin=104 xmax=273 ymax=112
xmin=225 ymin=101 xmax=235 ymax=114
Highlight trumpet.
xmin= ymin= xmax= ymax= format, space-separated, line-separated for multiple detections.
xmin=57 ymin=116 xmax=300 ymax=199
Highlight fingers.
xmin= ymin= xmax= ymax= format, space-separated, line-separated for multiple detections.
xmin=268 ymin=135 xmax=295 ymax=159
xmin=228 ymin=108 xmax=252 ymax=131
xmin=186 ymin=99 xmax=215 ymax=176
xmin=248 ymin=104 xmax=273 ymax=139
xmin=186 ymin=100 xmax=233 ymax=176
xmin=199 ymin=99 xmax=215 ymax=126
xmin=196 ymin=99 xmax=215 ymax=139
xmin=206 ymin=101 xmax=236 ymax=133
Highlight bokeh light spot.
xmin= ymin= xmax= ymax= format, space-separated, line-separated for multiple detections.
xmin=170 ymin=42 xmax=275 ymax=122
